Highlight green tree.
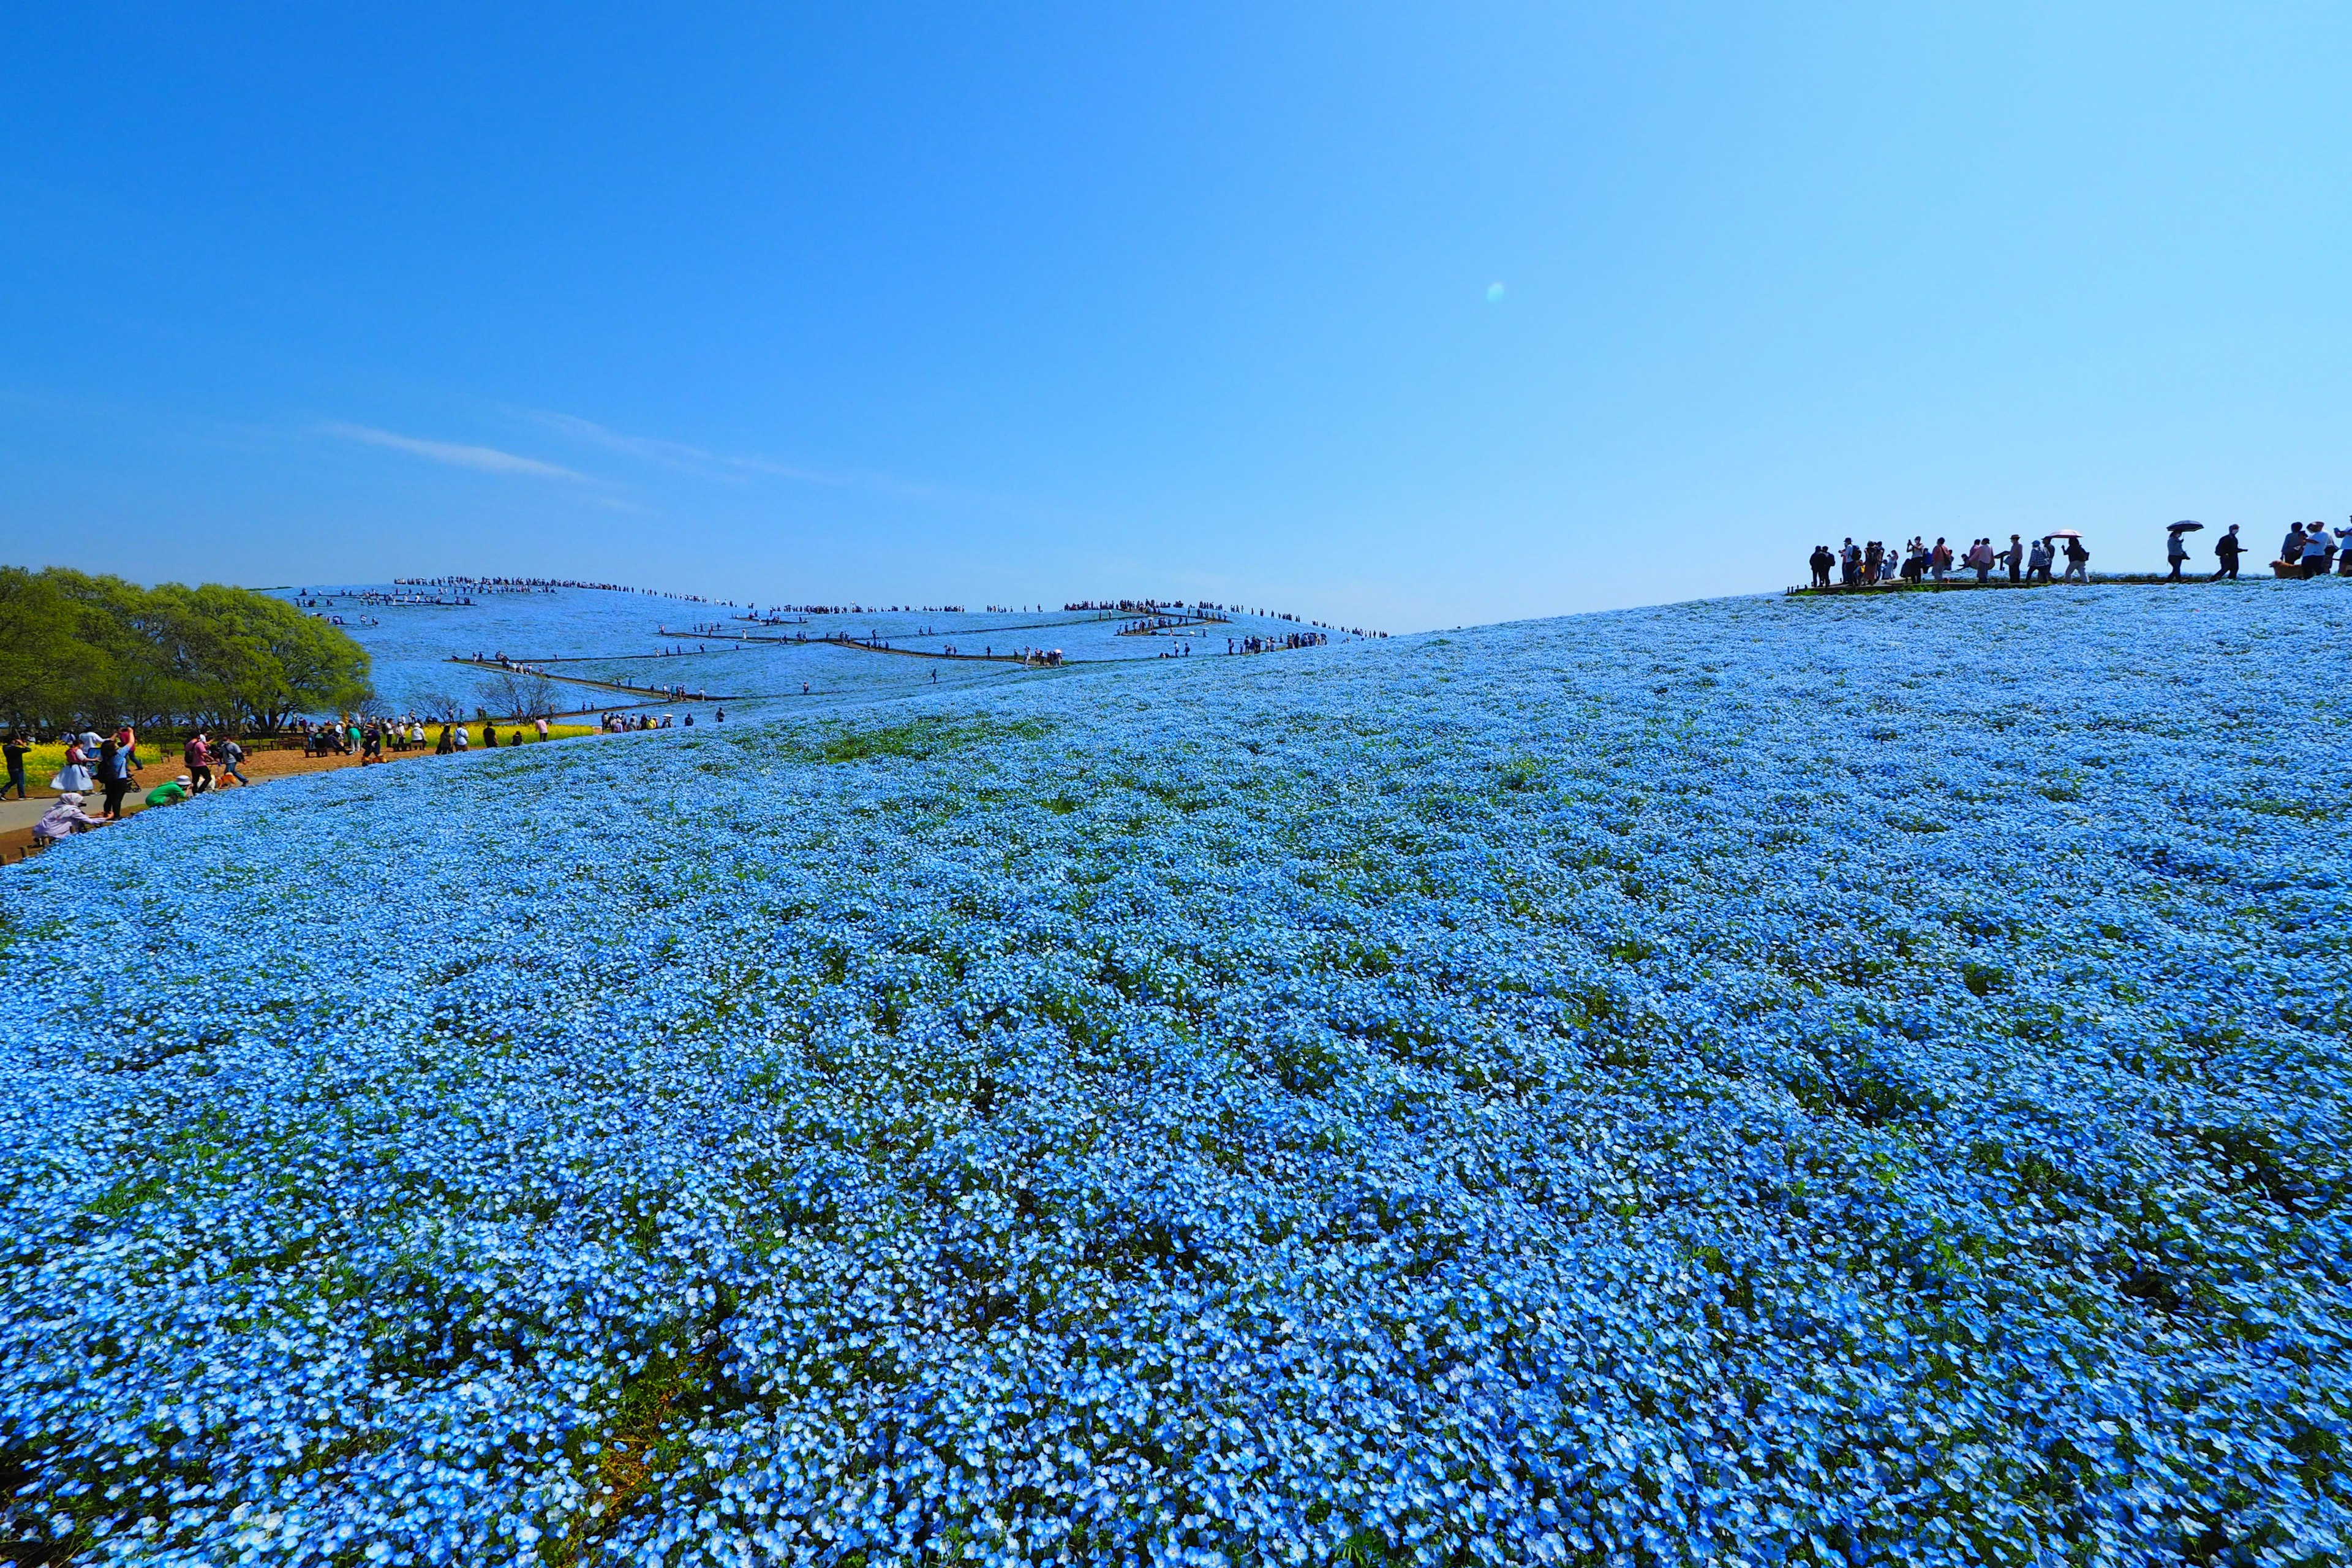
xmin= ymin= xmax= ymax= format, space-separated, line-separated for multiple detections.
xmin=0 ymin=566 xmax=371 ymax=734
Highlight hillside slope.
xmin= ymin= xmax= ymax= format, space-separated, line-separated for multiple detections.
xmin=4 ymin=585 xmax=2349 ymax=1566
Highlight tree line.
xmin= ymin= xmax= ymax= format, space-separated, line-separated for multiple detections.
xmin=0 ymin=567 xmax=372 ymax=736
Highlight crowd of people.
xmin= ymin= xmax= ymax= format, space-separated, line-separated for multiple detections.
xmin=10 ymin=723 xmax=251 ymax=846
xmin=2264 ymin=521 xmax=2352 ymax=579
xmin=1807 ymin=535 xmax=2092 ymax=588
xmin=1229 ymin=631 xmax=1331 ymax=653
xmin=1809 ymin=519 xmax=2352 ymax=590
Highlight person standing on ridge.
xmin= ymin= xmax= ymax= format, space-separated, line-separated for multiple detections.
xmin=1808 ymin=545 xmax=1833 ymax=589
xmin=1 ymin=731 xmax=28 ymax=801
xmin=2214 ymin=524 xmax=2243 ymax=579
xmin=2061 ymin=535 xmax=2090 ymax=583
xmin=2166 ymin=527 xmax=2190 ymax=581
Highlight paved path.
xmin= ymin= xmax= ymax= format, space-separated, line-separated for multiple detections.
xmin=0 ymin=799 xmax=53 ymax=832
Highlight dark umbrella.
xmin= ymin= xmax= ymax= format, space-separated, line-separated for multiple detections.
xmin=2169 ymin=520 xmax=2205 ymax=532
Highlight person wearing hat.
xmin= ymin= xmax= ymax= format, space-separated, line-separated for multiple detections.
xmin=144 ymin=774 xmax=193 ymax=808
xmin=33 ymin=792 xmax=107 ymax=843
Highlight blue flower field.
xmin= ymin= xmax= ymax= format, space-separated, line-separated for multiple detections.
xmin=3 ymin=585 xmax=2348 ymax=1565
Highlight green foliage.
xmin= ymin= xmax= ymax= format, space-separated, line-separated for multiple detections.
xmin=0 ymin=567 xmax=371 ymax=733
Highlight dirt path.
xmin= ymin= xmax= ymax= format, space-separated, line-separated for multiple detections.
xmin=1 ymin=736 xmax=594 ymax=866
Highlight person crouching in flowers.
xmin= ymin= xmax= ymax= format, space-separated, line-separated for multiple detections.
xmin=33 ymin=792 xmax=106 ymax=843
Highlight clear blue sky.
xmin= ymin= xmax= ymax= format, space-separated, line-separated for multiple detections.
xmin=4 ymin=4 xmax=2348 ymax=630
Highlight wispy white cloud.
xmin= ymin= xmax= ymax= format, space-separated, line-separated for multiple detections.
xmin=510 ymin=407 xmax=943 ymax=499
xmin=322 ymin=421 xmax=589 ymax=481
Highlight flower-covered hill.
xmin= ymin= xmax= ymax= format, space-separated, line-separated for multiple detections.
xmin=4 ymin=584 xmax=2350 ymax=1566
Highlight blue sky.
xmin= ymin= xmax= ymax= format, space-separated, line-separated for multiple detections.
xmin=4 ymin=4 xmax=2348 ymax=630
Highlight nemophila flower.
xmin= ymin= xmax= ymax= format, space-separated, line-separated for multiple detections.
xmin=2 ymin=585 xmax=2351 ymax=1564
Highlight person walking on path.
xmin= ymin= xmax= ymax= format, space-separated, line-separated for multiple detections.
xmin=184 ymin=734 xmax=213 ymax=794
xmin=2166 ymin=528 xmax=2190 ymax=581
xmin=51 ymin=737 xmax=95 ymax=795
xmin=2061 ymin=535 xmax=2090 ymax=582
xmin=97 ymin=738 xmax=132 ymax=820
xmin=1 ymin=732 xmax=28 ymax=801
xmin=2214 ymin=524 xmax=2242 ymax=579
xmin=219 ymin=736 xmax=249 ymax=786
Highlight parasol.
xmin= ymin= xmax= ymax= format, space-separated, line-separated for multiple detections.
xmin=2169 ymin=520 xmax=2204 ymax=532
xmin=2043 ymin=530 xmax=2082 ymax=540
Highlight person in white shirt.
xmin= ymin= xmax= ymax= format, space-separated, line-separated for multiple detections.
xmin=2303 ymin=525 xmax=2332 ymax=578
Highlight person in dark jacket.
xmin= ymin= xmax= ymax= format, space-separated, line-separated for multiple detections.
xmin=2214 ymin=524 xmax=2242 ymax=581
